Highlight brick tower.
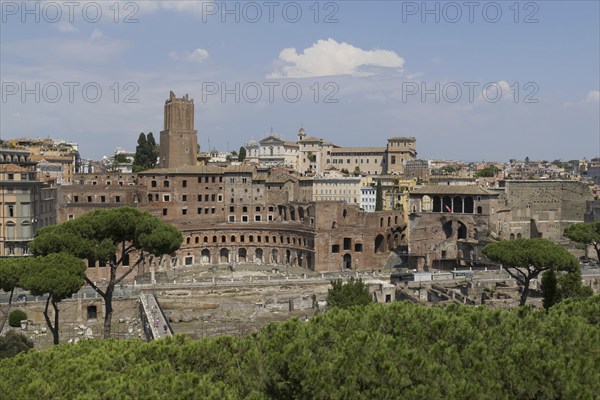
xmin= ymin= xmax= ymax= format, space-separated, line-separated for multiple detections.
xmin=159 ymin=91 xmax=198 ymax=168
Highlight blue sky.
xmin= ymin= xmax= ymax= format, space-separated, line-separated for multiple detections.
xmin=1 ymin=0 xmax=599 ymax=161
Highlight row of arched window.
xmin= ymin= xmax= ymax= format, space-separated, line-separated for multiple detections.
xmin=380 ymin=215 xmax=402 ymax=228
xmin=0 ymin=154 xmax=29 ymax=163
xmin=184 ymin=234 xmax=308 ymax=247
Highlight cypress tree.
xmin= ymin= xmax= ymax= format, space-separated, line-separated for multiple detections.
xmin=541 ymin=269 xmax=558 ymax=310
xmin=146 ymin=132 xmax=158 ymax=168
xmin=375 ymin=181 xmax=383 ymax=211
xmin=133 ymin=133 xmax=149 ymax=173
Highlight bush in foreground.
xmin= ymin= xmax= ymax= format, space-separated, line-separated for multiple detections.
xmin=0 ymin=331 xmax=34 ymax=359
xmin=8 ymin=309 xmax=27 ymax=328
xmin=0 ymin=296 xmax=599 ymax=399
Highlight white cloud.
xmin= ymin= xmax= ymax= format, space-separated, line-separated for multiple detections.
xmin=57 ymin=21 xmax=78 ymax=33
xmin=169 ymin=48 xmax=210 ymax=63
xmin=90 ymin=29 xmax=106 ymax=41
xmin=563 ymin=90 xmax=600 ymax=107
xmin=268 ymin=38 xmax=405 ymax=78
xmin=586 ymin=90 xmax=600 ymax=102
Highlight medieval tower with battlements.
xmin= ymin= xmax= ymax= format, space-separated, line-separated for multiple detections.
xmin=159 ymin=91 xmax=198 ymax=168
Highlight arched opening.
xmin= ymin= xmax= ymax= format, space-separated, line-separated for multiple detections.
xmin=255 ymin=248 xmax=263 ymax=263
xmin=219 ymin=248 xmax=229 ymax=263
xmin=289 ymin=206 xmax=296 ymax=221
xmin=221 ymin=235 xmax=226 ymax=243
xmin=343 ymin=254 xmax=352 ymax=269
xmin=387 ymin=216 xmax=391 ymax=227
xmin=212 ymin=236 xmax=217 ymax=243
xmin=186 ymin=237 xmax=191 ymax=245
xmin=343 ymin=209 xmax=348 ymax=220
xmin=298 ymin=207 xmax=305 ymax=220
xmin=203 ymin=236 xmax=208 ymax=243
xmin=270 ymin=249 xmax=279 ymax=264
xmin=230 ymin=235 xmax=236 ymax=243
xmin=238 ymin=248 xmax=247 ymax=263
xmin=201 ymin=249 xmax=211 ymax=264
xmin=476 ymin=206 xmax=483 ymax=214
xmin=375 ymin=234 xmax=385 ymax=253
xmin=195 ymin=237 xmax=199 ymax=244
xmin=457 ymin=222 xmax=467 ymax=239
xmin=285 ymin=249 xmax=291 ymax=265
xmin=380 ymin=218 xmax=384 ymax=228
xmin=443 ymin=196 xmax=452 ymax=213
xmin=517 ymin=233 xmax=522 ymax=239
xmin=332 ymin=221 xmax=337 ymax=229
xmin=432 ymin=196 xmax=442 ymax=212
xmin=394 ymin=216 xmax=398 ymax=225
xmin=442 ymin=220 xmax=468 ymax=240
xmin=422 ymin=195 xmax=432 ymax=212
xmin=464 ymin=196 xmax=474 ymax=214
xmin=147 ymin=194 xmax=153 ymax=202
xmin=453 ymin=196 xmax=463 ymax=213
xmin=443 ymin=221 xmax=453 ymax=239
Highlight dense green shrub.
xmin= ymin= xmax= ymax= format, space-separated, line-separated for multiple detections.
xmin=8 ymin=309 xmax=27 ymax=328
xmin=0 ymin=331 xmax=34 ymax=359
xmin=0 ymin=297 xmax=599 ymax=399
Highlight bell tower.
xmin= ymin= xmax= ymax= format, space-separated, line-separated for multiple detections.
xmin=159 ymin=91 xmax=198 ymax=168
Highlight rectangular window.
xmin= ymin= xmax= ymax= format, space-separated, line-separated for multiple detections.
xmin=73 ymin=196 xmax=79 ymax=203
xmin=182 ymin=208 xmax=187 ymax=215
xmin=100 ymin=196 xmax=106 ymax=203
xmin=115 ymin=196 xmax=121 ymax=203
xmin=198 ymin=195 xmax=202 ymax=202
xmin=87 ymin=196 xmax=92 ymax=203
xmin=211 ymin=207 xmax=216 ymax=214
xmin=332 ymin=244 xmax=340 ymax=253
xmin=182 ymin=180 xmax=187 ymax=188
xmin=254 ymin=215 xmax=261 ymax=222
xmin=354 ymin=243 xmax=363 ymax=252
xmin=182 ymin=195 xmax=187 ymax=202
xmin=164 ymin=180 xmax=169 ymax=187
xmin=162 ymin=208 xmax=167 ymax=216
xmin=163 ymin=195 xmax=170 ymax=202
xmin=242 ymin=215 xmax=248 ymax=222
xmin=198 ymin=208 xmax=202 ymax=214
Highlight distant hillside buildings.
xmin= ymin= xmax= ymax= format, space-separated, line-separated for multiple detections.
xmin=2 ymin=91 xmax=597 ymax=279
